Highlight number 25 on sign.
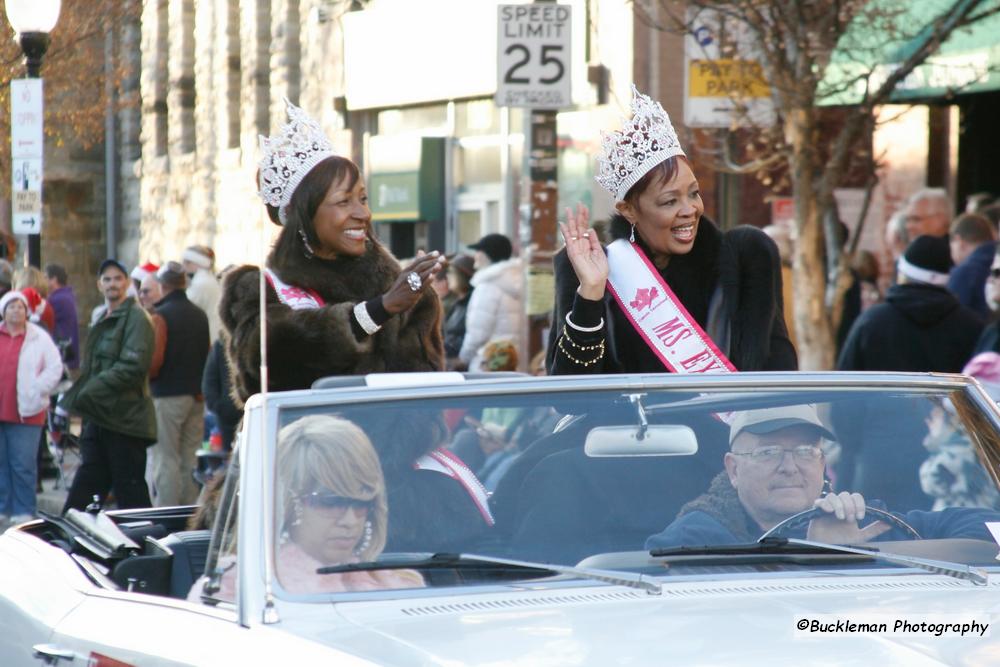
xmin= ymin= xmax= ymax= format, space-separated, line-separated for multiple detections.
xmin=496 ymin=4 xmax=572 ymax=110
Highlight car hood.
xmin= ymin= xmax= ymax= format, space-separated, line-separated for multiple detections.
xmin=280 ymin=574 xmax=1000 ymax=665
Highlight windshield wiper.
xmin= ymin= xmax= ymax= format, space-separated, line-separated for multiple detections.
xmin=650 ymin=538 xmax=989 ymax=586
xmin=318 ymin=552 xmax=663 ymax=595
xmin=785 ymin=538 xmax=989 ymax=586
xmin=650 ymin=538 xmax=871 ymax=559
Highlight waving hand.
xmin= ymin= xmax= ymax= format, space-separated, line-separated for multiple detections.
xmin=559 ymin=204 xmax=608 ymax=301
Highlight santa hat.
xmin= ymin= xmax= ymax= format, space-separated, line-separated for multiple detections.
xmin=0 ymin=289 xmax=29 ymax=317
xmin=897 ymin=235 xmax=952 ymax=286
xmin=130 ymin=262 xmax=160 ymax=283
xmin=19 ymin=288 xmax=46 ymax=323
xmin=183 ymin=245 xmax=215 ymax=270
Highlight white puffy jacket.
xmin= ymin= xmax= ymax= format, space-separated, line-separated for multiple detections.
xmin=10 ymin=322 xmax=63 ymax=420
xmin=459 ymin=258 xmax=524 ymax=371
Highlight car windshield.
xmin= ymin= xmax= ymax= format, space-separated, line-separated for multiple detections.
xmin=269 ymin=380 xmax=1000 ymax=596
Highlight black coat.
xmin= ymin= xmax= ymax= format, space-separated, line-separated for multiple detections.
xmin=973 ymin=320 xmax=1000 ymax=355
xmin=547 ymin=217 xmax=797 ymax=374
xmin=151 ymin=289 xmax=210 ymax=398
xmin=837 ymin=282 xmax=984 ymax=373
xmin=202 ymin=339 xmax=242 ymax=448
xmin=443 ymin=290 xmax=471 ymax=359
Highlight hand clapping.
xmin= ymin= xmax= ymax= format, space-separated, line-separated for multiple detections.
xmin=383 ymin=251 xmax=444 ymax=315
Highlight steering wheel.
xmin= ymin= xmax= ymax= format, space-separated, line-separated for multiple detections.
xmin=758 ymin=505 xmax=922 ymax=542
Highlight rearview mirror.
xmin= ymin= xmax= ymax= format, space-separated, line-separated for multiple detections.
xmin=584 ymin=425 xmax=698 ymax=457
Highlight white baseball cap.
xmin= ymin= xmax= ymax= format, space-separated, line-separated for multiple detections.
xmin=729 ymin=404 xmax=836 ymax=446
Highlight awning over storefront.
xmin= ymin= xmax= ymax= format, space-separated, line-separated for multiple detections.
xmin=820 ymin=0 xmax=1000 ymax=105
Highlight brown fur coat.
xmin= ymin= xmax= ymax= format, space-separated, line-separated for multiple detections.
xmin=220 ymin=237 xmax=444 ymax=404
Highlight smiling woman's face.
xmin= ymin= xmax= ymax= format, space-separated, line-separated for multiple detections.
xmin=3 ymin=298 xmax=26 ymax=327
xmin=311 ymin=174 xmax=372 ymax=260
xmin=617 ymin=159 xmax=704 ymax=261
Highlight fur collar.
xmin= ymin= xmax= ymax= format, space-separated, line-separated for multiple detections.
xmin=677 ymin=471 xmax=757 ymax=542
xmin=268 ymin=237 xmax=401 ymax=302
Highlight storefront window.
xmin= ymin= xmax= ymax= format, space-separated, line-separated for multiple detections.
xmin=377 ymin=104 xmax=449 ymax=136
xmin=454 ymin=143 xmax=502 ymax=191
xmin=455 ymin=99 xmax=500 ymax=136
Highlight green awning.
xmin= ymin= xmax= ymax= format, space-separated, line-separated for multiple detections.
xmin=820 ymin=0 xmax=1000 ymax=105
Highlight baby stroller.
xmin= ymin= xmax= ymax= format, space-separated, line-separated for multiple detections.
xmin=46 ymin=399 xmax=81 ymax=491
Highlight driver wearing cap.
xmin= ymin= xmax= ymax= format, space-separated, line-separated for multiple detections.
xmin=646 ymin=405 xmax=996 ymax=549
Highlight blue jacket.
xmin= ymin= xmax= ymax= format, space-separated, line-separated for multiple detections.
xmin=646 ymin=504 xmax=1000 ymax=549
xmin=948 ymin=241 xmax=996 ymax=317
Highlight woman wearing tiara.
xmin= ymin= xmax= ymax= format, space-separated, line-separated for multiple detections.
xmin=217 ymin=102 xmax=490 ymax=557
xmin=220 ymin=100 xmax=445 ymax=402
xmin=547 ymin=87 xmax=797 ymax=375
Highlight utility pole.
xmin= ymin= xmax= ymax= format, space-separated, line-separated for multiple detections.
xmin=496 ymin=0 xmax=571 ymax=370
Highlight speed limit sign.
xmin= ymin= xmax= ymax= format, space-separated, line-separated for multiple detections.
xmin=496 ymin=4 xmax=572 ymax=109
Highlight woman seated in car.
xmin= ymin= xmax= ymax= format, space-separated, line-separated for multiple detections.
xmin=190 ymin=415 xmax=422 ymax=601
xmin=275 ymin=415 xmax=423 ymax=594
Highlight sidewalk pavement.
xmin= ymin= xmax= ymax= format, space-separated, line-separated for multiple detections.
xmin=38 ymin=474 xmax=69 ymax=516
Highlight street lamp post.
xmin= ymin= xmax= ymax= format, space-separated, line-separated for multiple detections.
xmin=5 ymin=0 xmax=61 ymax=268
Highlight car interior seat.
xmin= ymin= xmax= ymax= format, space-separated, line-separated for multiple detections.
xmin=152 ymin=530 xmax=213 ymax=599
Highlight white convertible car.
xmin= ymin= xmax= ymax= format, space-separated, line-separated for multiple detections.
xmin=4 ymin=372 xmax=1000 ymax=665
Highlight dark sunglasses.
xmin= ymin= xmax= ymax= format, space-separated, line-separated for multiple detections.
xmin=299 ymin=492 xmax=375 ymax=513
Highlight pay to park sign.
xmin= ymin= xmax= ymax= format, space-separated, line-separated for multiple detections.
xmin=683 ymin=8 xmax=775 ymax=128
xmin=10 ymin=78 xmax=44 ymax=235
xmin=496 ymin=4 xmax=572 ymax=109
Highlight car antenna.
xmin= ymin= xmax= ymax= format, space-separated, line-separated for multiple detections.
xmin=258 ymin=206 xmax=280 ymax=625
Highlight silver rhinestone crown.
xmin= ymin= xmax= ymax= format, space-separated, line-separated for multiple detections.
xmin=595 ymin=85 xmax=686 ymax=200
xmin=258 ymin=99 xmax=336 ymax=224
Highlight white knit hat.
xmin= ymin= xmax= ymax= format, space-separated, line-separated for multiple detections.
xmin=0 ymin=289 xmax=29 ymax=317
xmin=182 ymin=246 xmax=215 ymax=270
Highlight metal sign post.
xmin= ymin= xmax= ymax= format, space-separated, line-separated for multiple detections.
xmin=497 ymin=2 xmax=571 ymax=370
xmin=11 ymin=78 xmax=44 ymax=265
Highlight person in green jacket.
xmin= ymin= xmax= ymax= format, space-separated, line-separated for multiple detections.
xmin=61 ymin=259 xmax=156 ymax=512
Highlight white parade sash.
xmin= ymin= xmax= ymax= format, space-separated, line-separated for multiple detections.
xmin=605 ymin=239 xmax=736 ymax=374
xmin=264 ymin=268 xmax=326 ymax=310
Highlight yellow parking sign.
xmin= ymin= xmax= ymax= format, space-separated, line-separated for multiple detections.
xmin=688 ymin=59 xmax=770 ymax=98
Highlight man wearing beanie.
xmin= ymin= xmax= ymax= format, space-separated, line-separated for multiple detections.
xmin=838 ymin=235 xmax=984 ymax=373
xmin=835 ymin=235 xmax=985 ymax=510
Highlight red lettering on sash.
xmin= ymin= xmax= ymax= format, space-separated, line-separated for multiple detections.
xmin=652 ymin=317 xmax=693 ymax=347
xmin=680 ymin=349 xmax=725 ymax=373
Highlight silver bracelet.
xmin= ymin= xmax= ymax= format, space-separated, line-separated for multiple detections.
xmin=565 ymin=312 xmax=604 ymax=333
xmin=353 ymin=302 xmax=382 ymax=335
